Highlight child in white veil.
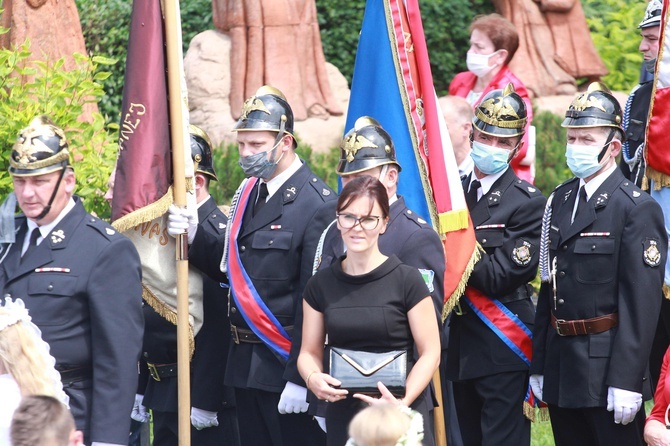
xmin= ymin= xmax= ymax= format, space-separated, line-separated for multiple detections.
xmin=0 ymin=297 xmax=68 ymax=445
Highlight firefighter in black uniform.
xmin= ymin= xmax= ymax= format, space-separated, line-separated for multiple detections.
xmin=531 ymin=82 xmax=666 ymax=446
xmin=173 ymin=86 xmax=335 ymax=446
xmin=445 ymin=84 xmax=546 ymax=446
xmin=0 ymin=116 xmax=144 ymax=446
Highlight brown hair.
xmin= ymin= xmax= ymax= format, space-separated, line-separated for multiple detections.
xmin=470 ymin=13 xmax=519 ymax=65
xmin=10 ymin=395 xmax=75 ymax=446
xmin=337 ymin=176 xmax=390 ymax=219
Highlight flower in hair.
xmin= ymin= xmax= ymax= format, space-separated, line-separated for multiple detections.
xmin=0 ymin=297 xmax=31 ymax=332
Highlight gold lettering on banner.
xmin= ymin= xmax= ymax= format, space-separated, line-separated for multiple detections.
xmin=132 ymin=222 xmax=170 ymax=246
xmin=118 ymin=103 xmax=147 ymax=150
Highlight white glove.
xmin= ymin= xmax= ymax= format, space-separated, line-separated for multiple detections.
xmin=315 ymin=416 xmax=327 ymax=433
xmin=190 ymin=407 xmax=219 ymax=430
xmin=607 ymin=386 xmax=642 ymax=425
xmin=529 ymin=374 xmax=544 ymax=403
xmin=167 ymin=204 xmax=198 ymax=244
xmin=277 ymin=381 xmax=309 ymax=414
xmin=130 ymin=393 xmax=150 ymax=423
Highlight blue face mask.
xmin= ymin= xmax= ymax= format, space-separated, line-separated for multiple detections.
xmin=565 ymin=143 xmax=608 ymax=179
xmin=470 ymin=140 xmax=512 ymax=175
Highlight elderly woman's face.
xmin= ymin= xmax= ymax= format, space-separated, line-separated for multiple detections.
xmin=469 ymin=28 xmax=496 ymax=55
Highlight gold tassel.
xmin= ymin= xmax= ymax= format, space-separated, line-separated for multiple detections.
xmin=523 ymin=402 xmax=550 ymax=422
xmin=142 ymin=285 xmax=196 ymax=358
xmin=664 ymin=284 xmax=670 ymax=300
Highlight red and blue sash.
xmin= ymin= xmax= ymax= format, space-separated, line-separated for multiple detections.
xmin=227 ymin=178 xmax=292 ymax=359
xmin=464 ymin=287 xmax=547 ymax=419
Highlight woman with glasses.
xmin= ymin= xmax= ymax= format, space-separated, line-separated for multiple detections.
xmin=297 ymin=176 xmax=440 ymax=446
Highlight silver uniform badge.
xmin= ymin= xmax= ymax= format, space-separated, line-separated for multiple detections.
xmin=51 ymin=229 xmax=65 ymax=244
xmin=106 ymin=228 xmax=116 ymax=235
xmin=512 ymin=240 xmax=532 ymax=266
xmin=644 ymin=239 xmax=662 ymax=267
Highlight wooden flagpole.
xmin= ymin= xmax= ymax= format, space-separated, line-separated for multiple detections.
xmin=163 ymin=0 xmax=191 ymax=444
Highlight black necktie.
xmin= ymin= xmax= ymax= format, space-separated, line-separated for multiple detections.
xmin=466 ymin=180 xmax=481 ymax=209
xmin=573 ymin=187 xmax=588 ymax=223
xmin=254 ymin=182 xmax=269 ymax=217
xmin=21 ymin=228 xmax=40 ymax=263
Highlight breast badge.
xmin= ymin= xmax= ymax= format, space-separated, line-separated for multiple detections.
xmin=644 ymin=239 xmax=662 ymax=267
xmin=512 ymin=240 xmax=532 ymax=266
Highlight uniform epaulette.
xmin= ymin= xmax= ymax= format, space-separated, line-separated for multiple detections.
xmin=552 ymin=177 xmax=579 ymax=194
xmin=619 ymin=180 xmax=647 ymax=203
xmin=86 ymin=217 xmax=118 ymax=241
xmin=513 ymin=179 xmax=544 ymax=198
xmin=401 ymin=208 xmax=431 ymax=228
xmin=307 ymin=176 xmax=335 ymax=202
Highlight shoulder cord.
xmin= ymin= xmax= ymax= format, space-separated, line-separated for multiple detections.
xmin=220 ymin=178 xmax=249 ymax=274
xmin=539 ymin=192 xmax=555 ymax=283
xmin=312 ymin=219 xmax=338 ymax=276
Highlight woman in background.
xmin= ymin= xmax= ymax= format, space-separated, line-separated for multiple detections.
xmin=449 ymin=13 xmax=534 ymax=183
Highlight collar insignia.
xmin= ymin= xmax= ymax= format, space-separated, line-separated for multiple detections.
xmin=50 ymin=229 xmax=65 ymax=244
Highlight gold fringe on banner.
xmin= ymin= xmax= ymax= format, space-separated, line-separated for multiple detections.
xmin=438 ymin=208 xmax=469 ymax=233
xmin=441 ymin=244 xmax=482 ymax=321
xmin=112 ymin=187 xmax=174 ymax=233
xmin=142 ymin=284 xmax=195 ymax=358
xmin=663 ymin=284 xmax=670 ymax=300
xmin=645 ymin=166 xmax=670 ymax=190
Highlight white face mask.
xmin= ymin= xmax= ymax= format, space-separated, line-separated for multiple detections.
xmin=466 ymin=51 xmax=499 ymax=78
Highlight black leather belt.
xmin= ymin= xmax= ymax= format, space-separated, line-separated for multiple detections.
xmin=454 ymin=285 xmax=531 ymax=316
xmin=56 ymin=366 xmax=92 ymax=384
xmin=146 ymin=362 xmax=178 ymax=381
xmin=231 ymin=324 xmax=293 ymax=344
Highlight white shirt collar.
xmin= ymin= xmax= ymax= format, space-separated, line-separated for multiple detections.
xmin=580 ymin=163 xmax=617 ymax=200
xmin=261 ymin=153 xmax=302 ymax=201
xmin=469 ymin=167 xmax=508 ymax=201
xmin=25 ymin=198 xmax=76 ymax=248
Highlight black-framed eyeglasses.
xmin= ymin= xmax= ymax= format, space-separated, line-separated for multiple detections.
xmin=336 ymin=213 xmax=382 ymax=230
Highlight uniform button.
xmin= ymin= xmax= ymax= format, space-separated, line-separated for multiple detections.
xmin=240 ymin=246 xmax=246 ymax=252
xmin=562 ymin=245 xmax=568 ymax=251
xmin=558 ymin=299 xmax=565 ymax=305
xmin=559 ymin=271 xmax=566 ymax=277
xmin=482 ymin=238 xmax=487 ymax=244
xmin=47 ymin=284 xmax=54 ymax=291
xmin=143 ymin=352 xmax=149 ymax=358
xmin=231 ymin=307 xmax=237 ymax=313
xmin=591 ymin=245 xmax=596 ymax=251
xmin=212 ymin=214 xmax=216 ymax=218
xmin=268 ymin=240 xmax=273 ymax=245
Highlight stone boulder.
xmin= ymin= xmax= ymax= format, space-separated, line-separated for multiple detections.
xmin=184 ymin=29 xmax=350 ymax=153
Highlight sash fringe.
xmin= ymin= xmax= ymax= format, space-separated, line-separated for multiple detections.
xmin=524 ymin=402 xmax=550 ymax=422
xmin=664 ymin=284 xmax=670 ymax=300
xmin=441 ymin=243 xmax=482 ymax=321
